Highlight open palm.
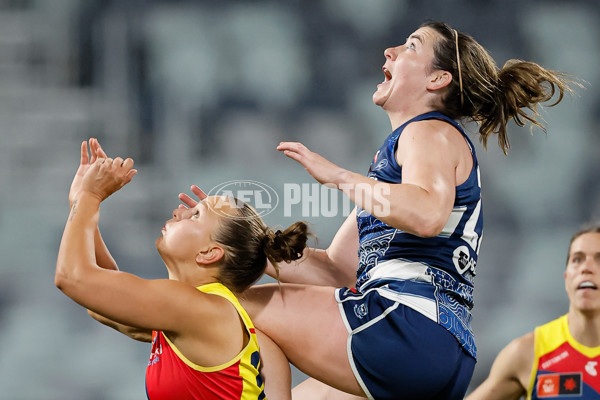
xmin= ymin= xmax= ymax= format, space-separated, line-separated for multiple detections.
xmin=69 ymin=138 xmax=107 ymax=206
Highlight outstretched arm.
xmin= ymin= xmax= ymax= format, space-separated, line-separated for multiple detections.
xmin=267 ymin=208 xmax=359 ymax=288
xmin=69 ymin=139 xmax=119 ymax=271
xmin=277 ymin=120 xmax=462 ymax=237
xmin=465 ymin=333 xmax=533 ymax=400
xmin=69 ymin=140 xmax=151 ymax=340
xmin=179 ymin=186 xmax=359 ymax=288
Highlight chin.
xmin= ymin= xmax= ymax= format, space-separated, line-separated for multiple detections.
xmin=372 ymin=94 xmax=386 ymax=107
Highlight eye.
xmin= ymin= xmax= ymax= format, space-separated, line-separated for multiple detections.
xmin=193 ymin=210 xmax=200 ymax=218
xmin=406 ymin=42 xmax=416 ymax=50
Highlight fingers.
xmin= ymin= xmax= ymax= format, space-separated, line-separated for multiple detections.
xmin=89 ymin=138 xmax=108 ymax=162
xmin=190 ymin=185 xmax=207 ymax=200
xmin=276 ymin=141 xmax=307 ymax=152
xmin=125 ymin=169 xmax=138 ymax=183
xmin=178 ymin=193 xmax=198 ymax=208
xmin=80 ymin=141 xmax=89 ymax=165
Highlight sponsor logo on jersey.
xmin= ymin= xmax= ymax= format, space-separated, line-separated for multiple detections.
xmin=536 ymin=373 xmax=582 ymax=397
xmin=585 ymin=361 xmax=598 ymax=377
xmin=452 ymin=245 xmax=476 ymax=275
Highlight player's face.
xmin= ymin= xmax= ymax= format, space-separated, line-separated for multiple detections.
xmin=373 ymin=26 xmax=439 ymax=111
xmin=156 ymin=197 xmax=222 ymax=263
xmin=564 ymin=232 xmax=600 ymax=312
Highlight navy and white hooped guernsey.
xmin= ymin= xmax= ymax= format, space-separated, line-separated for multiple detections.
xmin=355 ymin=111 xmax=482 ymax=359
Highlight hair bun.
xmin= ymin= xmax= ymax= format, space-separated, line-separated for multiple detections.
xmin=264 ymin=222 xmax=309 ymax=264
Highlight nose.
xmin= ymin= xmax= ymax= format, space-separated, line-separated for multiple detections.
xmin=580 ymin=256 xmax=597 ymax=274
xmin=172 ymin=207 xmax=186 ymax=220
xmin=384 ymin=47 xmax=397 ymax=61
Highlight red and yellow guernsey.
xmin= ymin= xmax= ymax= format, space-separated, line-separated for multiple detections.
xmin=145 ymin=283 xmax=266 ymax=400
xmin=528 ymin=314 xmax=600 ymax=399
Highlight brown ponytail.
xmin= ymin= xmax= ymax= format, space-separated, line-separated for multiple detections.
xmin=423 ymin=21 xmax=579 ymax=154
xmin=262 ymin=222 xmax=309 ymax=280
xmin=210 ymin=197 xmax=310 ymax=293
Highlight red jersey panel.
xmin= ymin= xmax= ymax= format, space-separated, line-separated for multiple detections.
xmin=145 ymin=283 xmax=266 ymax=400
xmin=528 ymin=315 xmax=600 ymax=399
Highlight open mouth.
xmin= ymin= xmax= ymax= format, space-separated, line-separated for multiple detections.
xmin=578 ymin=281 xmax=597 ymax=290
xmin=382 ymin=67 xmax=392 ymax=83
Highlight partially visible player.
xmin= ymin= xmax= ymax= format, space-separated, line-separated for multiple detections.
xmin=55 ymin=138 xmax=306 ymax=399
xmin=466 ymin=224 xmax=600 ymax=400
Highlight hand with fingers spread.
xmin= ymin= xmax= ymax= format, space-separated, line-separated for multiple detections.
xmin=80 ymin=156 xmax=138 ymax=202
xmin=178 ymin=185 xmax=208 ymax=209
xmin=69 ymin=138 xmax=108 ymax=206
xmin=277 ymin=142 xmax=346 ymax=186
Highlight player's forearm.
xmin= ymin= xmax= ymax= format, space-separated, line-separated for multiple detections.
xmin=94 ymin=227 xmax=119 ymax=271
xmin=55 ymin=192 xmax=102 ymax=296
xmin=267 ymin=247 xmax=356 ymax=288
xmin=87 ymin=310 xmax=152 ymax=342
xmin=336 ymin=171 xmax=450 ymax=237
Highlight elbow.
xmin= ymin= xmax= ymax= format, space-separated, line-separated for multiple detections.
xmin=413 ymin=220 xmax=444 ymax=238
xmin=400 ymin=211 xmax=446 ymax=238
xmin=54 ymin=263 xmax=81 ymax=295
xmin=54 ymin=269 xmax=68 ymax=291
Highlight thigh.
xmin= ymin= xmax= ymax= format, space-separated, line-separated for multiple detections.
xmin=240 ymin=283 xmax=364 ymax=396
xmin=293 ymin=378 xmax=367 ymax=400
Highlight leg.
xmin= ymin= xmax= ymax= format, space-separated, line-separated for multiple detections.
xmin=293 ymin=377 xmax=367 ymax=400
xmin=240 ymin=283 xmax=365 ymax=396
xmin=255 ymin=329 xmax=292 ymax=400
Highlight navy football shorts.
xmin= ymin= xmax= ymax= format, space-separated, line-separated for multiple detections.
xmin=335 ymin=286 xmax=476 ymax=400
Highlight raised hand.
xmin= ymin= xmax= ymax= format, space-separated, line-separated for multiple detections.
xmin=69 ymin=138 xmax=108 ymax=206
xmin=178 ymin=185 xmax=207 ymax=209
xmin=80 ymin=157 xmax=138 ymax=202
xmin=277 ymin=142 xmax=346 ymax=186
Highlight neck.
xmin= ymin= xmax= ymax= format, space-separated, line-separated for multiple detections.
xmin=162 ymin=258 xmax=220 ymax=287
xmin=386 ymin=106 xmax=436 ymax=131
xmin=567 ymin=308 xmax=600 ymax=347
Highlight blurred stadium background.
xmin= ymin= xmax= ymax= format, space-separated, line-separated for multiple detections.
xmin=0 ymin=0 xmax=598 ymax=398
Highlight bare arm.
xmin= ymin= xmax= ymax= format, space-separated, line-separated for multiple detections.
xmin=269 ymin=208 xmax=359 ymax=288
xmin=57 ymin=159 xmax=203 ymax=333
xmin=466 ymin=333 xmax=534 ymax=400
xmin=278 ymin=120 xmax=463 ymax=237
xmin=69 ymin=140 xmax=152 ymax=338
xmin=87 ymin=310 xmax=152 ymax=342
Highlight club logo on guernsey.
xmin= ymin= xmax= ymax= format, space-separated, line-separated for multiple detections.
xmin=354 ymin=303 xmax=368 ymax=319
xmin=148 ymin=337 xmax=162 ymax=366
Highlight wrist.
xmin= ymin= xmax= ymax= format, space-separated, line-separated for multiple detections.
xmin=73 ymin=190 xmax=103 ymax=205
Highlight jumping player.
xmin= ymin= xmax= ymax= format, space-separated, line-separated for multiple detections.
xmin=180 ymin=21 xmax=577 ymax=399
xmin=55 ymin=139 xmax=306 ymax=399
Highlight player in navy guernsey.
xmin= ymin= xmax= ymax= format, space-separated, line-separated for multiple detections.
xmin=181 ymin=21 xmax=577 ymax=400
xmin=355 ymin=110 xmax=482 ymax=359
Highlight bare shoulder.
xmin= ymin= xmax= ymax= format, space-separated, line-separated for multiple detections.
xmin=396 ymin=119 xmax=464 ymax=162
xmin=169 ymin=288 xmax=246 ymax=367
xmin=466 ymin=331 xmax=534 ymax=400
xmin=495 ymin=331 xmax=535 ymax=384
xmin=504 ymin=331 xmax=535 ymax=366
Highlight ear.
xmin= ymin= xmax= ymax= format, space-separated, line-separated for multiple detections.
xmin=426 ymin=70 xmax=452 ymax=91
xmin=196 ymin=245 xmax=224 ymax=265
